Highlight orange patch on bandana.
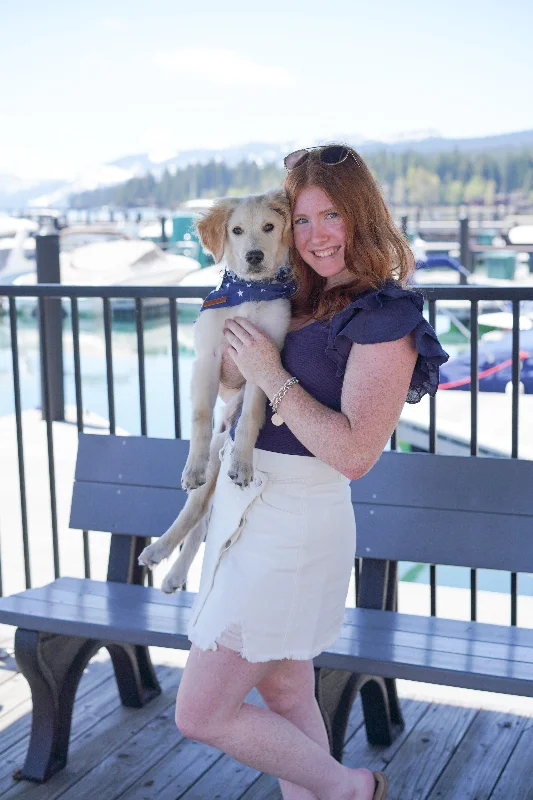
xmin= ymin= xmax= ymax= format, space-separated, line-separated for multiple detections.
xmin=202 ymin=295 xmax=228 ymax=309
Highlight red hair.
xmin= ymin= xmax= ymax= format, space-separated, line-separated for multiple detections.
xmin=284 ymin=145 xmax=415 ymax=321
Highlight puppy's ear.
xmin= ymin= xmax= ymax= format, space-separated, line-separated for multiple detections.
xmin=266 ymin=189 xmax=292 ymax=247
xmin=196 ymin=198 xmax=238 ymax=262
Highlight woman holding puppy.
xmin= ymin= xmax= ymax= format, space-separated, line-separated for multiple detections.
xmin=175 ymin=145 xmax=448 ymax=800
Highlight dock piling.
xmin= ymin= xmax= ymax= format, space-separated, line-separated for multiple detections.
xmin=36 ymin=226 xmax=64 ymax=421
xmin=459 ymin=217 xmax=471 ymax=286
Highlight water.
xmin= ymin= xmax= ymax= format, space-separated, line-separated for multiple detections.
xmin=0 ymin=308 xmax=204 ymax=439
xmin=1 ymin=308 xmax=530 ymax=595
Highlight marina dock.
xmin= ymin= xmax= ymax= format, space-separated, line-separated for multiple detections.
xmin=398 ymin=390 xmax=533 ymax=458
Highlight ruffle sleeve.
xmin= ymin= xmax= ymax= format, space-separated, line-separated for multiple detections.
xmin=325 ymin=281 xmax=450 ymax=403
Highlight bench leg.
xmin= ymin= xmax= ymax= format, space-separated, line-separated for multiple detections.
xmin=14 ymin=629 xmax=101 ymax=782
xmin=14 ymin=631 xmax=162 ymax=783
xmin=384 ymin=677 xmax=404 ymax=728
xmin=314 ymin=667 xmax=362 ymax=761
xmin=360 ymin=675 xmax=404 ymax=746
xmin=314 ymin=667 xmax=404 ymax=760
xmin=107 ymin=642 xmax=161 ymax=707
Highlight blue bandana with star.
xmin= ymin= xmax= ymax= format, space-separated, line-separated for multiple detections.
xmin=200 ymin=267 xmax=297 ymax=312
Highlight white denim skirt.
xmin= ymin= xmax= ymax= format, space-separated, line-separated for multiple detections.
xmin=187 ymin=438 xmax=357 ymax=663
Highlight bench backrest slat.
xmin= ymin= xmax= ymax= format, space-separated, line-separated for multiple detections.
xmin=75 ymin=434 xmax=189 ymax=487
xmin=70 ymin=433 xmax=189 ymax=536
xmin=70 ymin=483 xmax=187 ymax=537
xmin=353 ymin=451 xmax=533 ymax=573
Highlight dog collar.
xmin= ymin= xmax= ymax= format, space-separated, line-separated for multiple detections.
xmin=200 ymin=267 xmax=297 ymax=312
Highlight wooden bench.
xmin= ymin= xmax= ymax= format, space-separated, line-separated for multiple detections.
xmin=0 ymin=434 xmax=532 ymax=783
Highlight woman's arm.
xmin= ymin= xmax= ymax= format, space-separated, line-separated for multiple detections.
xmin=219 ymin=344 xmax=246 ymax=402
xmin=223 ymin=316 xmax=418 ymax=479
xmin=257 ymin=335 xmax=418 ymax=479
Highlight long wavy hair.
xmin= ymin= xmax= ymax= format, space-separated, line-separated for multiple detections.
xmin=284 ymin=144 xmax=415 ymax=321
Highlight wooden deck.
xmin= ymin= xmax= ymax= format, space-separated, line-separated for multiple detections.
xmin=1 ymin=624 xmax=533 ymax=800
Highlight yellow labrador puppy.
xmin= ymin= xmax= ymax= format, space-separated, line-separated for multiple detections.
xmin=138 ymin=189 xmax=294 ymax=592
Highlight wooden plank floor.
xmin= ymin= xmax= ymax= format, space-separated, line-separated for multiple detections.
xmin=1 ymin=625 xmax=533 ymax=800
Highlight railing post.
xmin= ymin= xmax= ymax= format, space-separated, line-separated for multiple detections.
xmin=36 ymin=225 xmax=64 ymax=421
xmin=459 ymin=217 xmax=471 ymax=286
xmin=160 ymin=215 xmax=168 ymax=250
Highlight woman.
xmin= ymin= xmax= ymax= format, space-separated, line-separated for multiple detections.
xmin=175 ymin=144 xmax=449 ymax=800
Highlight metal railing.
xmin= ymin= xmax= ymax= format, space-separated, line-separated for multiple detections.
xmin=0 ymin=285 xmax=210 ymax=597
xmin=1 ymin=283 xmax=533 ymax=627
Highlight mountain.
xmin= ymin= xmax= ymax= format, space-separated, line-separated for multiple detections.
xmin=1 ymin=129 xmax=532 ymax=210
xmin=0 ymin=175 xmax=65 ymax=211
xmin=358 ymin=129 xmax=533 ymax=154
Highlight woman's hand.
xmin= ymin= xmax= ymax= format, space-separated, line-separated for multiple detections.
xmin=220 ymin=340 xmax=245 ymax=390
xmin=223 ymin=317 xmax=285 ymax=390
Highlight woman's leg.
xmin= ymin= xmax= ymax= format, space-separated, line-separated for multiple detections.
xmin=256 ymin=658 xmax=330 ymax=800
xmin=175 ymin=643 xmax=376 ymax=800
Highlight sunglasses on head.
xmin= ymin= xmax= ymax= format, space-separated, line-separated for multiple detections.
xmin=283 ymin=145 xmax=360 ymax=170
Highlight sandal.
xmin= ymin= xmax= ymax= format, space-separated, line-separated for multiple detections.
xmin=373 ymin=771 xmax=388 ymax=799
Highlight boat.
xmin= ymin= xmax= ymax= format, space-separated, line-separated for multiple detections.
xmin=176 ymin=263 xmax=222 ymax=315
xmin=11 ymin=236 xmax=201 ymax=317
xmin=413 ymin=254 xmax=533 ymax=322
xmin=439 ymin=328 xmax=533 ymax=393
xmin=0 ymin=216 xmax=39 ymax=280
xmin=508 ymin=225 xmax=533 ymax=245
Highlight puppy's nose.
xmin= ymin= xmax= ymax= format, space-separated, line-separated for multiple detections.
xmin=245 ymin=249 xmax=264 ymax=266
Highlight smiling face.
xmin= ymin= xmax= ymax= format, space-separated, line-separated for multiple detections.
xmin=196 ymin=191 xmax=291 ymax=281
xmin=225 ymin=196 xmax=289 ymax=279
xmin=292 ymin=186 xmax=351 ymax=288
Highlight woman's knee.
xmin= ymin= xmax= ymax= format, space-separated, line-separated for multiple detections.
xmin=174 ymin=643 xmax=276 ymax=742
xmin=174 ymin=672 xmax=220 ymax=742
xmin=175 ymin=693 xmax=218 ymax=742
xmin=256 ymin=660 xmax=316 ymax=716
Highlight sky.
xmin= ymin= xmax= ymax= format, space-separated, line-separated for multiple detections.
xmin=1 ymin=0 xmax=532 ymax=181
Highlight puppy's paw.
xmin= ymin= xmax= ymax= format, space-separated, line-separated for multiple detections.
xmin=228 ymin=458 xmax=254 ymax=488
xmin=138 ymin=538 xmax=175 ymax=568
xmin=181 ymin=459 xmax=207 ymax=491
xmin=161 ymin=564 xmax=188 ymax=594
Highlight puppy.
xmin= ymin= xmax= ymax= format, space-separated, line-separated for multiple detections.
xmin=138 ymin=189 xmax=294 ymax=592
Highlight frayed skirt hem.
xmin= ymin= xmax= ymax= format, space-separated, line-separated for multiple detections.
xmin=187 ymin=630 xmax=340 ymax=664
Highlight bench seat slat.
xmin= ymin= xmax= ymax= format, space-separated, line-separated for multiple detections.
xmin=12 ymin=586 xmax=195 ymax=622
xmin=3 ymin=582 xmax=194 ymax=628
xmin=52 ymin=576 xmax=195 ymax=608
xmin=315 ymin=641 xmax=533 ymax=697
xmin=337 ymin=621 xmax=533 ymax=666
xmin=322 ymin=633 xmax=533 ymax=682
xmin=0 ymin=594 xmax=193 ymax=648
xmin=340 ymin=606 xmax=533 ymax=649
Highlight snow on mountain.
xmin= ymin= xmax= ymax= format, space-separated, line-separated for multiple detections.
xmin=28 ymin=163 xmax=141 ymax=208
xmin=0 ymin=174 xmax=40 ymax=194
